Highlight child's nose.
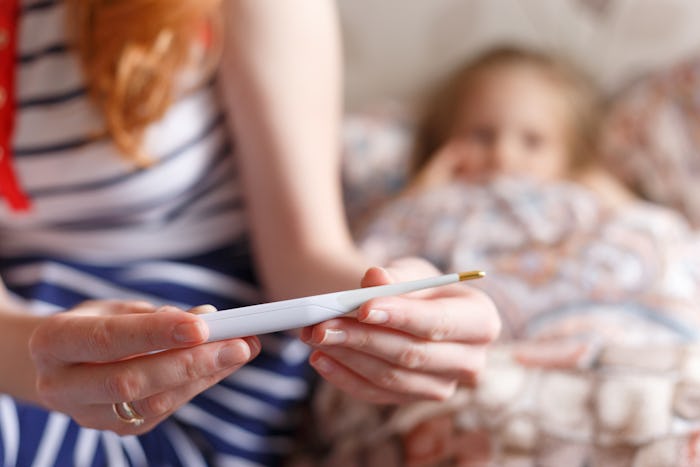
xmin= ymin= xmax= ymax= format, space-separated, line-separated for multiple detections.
xmin=488 ymin=139 xmax=519 ymax=174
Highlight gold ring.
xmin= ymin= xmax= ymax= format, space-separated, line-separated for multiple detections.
xmin=112 ymin=401 xmax=145 ymax=426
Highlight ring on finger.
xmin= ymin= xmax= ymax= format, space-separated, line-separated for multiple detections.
xmin=112 ymin=401 xmax=145 ymax=426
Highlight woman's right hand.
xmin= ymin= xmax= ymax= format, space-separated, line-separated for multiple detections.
xmin=28 ymin=300 xmax=260 ymax=435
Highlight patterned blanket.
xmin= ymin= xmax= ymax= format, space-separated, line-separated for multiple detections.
xmin=294 ymin=178 xmax=700 ymax=466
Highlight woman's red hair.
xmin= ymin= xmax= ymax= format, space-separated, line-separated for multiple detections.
xmin=66 ymin=0 xmax=221 ymax=165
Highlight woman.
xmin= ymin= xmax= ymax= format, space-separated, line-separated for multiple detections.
xmin=0 ymin=1 xmax=499 ymax=465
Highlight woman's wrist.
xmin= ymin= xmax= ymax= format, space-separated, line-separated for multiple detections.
xmin=0 ymin=309 xmax=45 ymax=405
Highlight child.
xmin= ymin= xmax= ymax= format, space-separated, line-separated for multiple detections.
xmin=407 ymin=46 xmax=635 ymax=209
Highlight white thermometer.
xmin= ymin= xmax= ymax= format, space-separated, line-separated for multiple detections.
xmin=200 ymin=270 xmax=485 ymax=342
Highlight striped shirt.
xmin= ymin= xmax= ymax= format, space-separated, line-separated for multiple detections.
xmin=0 ymin=1 xmax=313 ymax=465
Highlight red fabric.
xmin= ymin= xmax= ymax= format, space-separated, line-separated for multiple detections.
xmin=0 ymin=0 xmax=31 ymax=211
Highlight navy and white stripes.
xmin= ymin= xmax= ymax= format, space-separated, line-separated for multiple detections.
xmin=0 ymin=0 xmax=314 ymax=465
xmin=2 ymin=2 xmax=249 ymax=262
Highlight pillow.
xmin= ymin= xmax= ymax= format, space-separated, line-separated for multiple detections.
xmin=340 ymin=104 xmax=413 ymax=230
xmin=601 ymin=54 xmax=700 ymax=227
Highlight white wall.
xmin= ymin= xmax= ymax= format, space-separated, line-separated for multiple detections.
xmin=337 ymin=0 xmax=700 ymax=109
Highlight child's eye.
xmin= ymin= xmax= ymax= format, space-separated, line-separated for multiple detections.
xmin=523 ymin=132 xmax=543 ymax=151
xmin=466 ymin=127 xmax=495 ymax=145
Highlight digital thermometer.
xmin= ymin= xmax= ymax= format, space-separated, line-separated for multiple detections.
xmin=200 ymin=270 xmax=485 ymax=341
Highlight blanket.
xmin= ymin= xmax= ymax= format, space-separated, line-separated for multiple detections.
xmin=293 ymin=178 xmax=700 ymax=466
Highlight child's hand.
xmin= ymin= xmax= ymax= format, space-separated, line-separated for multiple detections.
xmin=409 ymin=141 xmax=471 ymax=192
xmin=29 ymin=300 xmax=260 ymax=435
xmin=302 ymin=258 xmax=500 ymax=403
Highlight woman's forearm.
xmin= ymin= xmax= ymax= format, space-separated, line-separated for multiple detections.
xmin=219 ymin=0 xmax=368 ymax=300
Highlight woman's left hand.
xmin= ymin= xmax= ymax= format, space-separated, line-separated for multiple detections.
xmin=301 ymin=258 xmax=500 ymax=404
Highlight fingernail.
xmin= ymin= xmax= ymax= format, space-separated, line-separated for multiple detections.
xmin=190 ymin=304 xmax=217 ymax=315
xmin=373 ymin=266 xmax=390 ymax=276
xmin=312 ymin=354 xmax=335 ymax=374
xmin=248 ymin=338 xmax=261 ymax=355
xmin=320 ymin=329 xmax=347 ymax=345
xmin=362 ymin=309 xmax=389 ymax=324
xmin=218 ymin=341 xmax=248 ymax=367
xmin=300 ymin=327 xmax=313 ymax=343
xmin=173 ymin=321 xmax=205 ymax=343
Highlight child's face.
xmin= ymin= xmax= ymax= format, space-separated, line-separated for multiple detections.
xmin=447 ymin=65 xmax=571 ymax=182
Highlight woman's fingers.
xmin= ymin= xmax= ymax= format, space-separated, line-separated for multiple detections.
xmin=26 ymin=299 xmax=264 ymax=434
xmin=37 ymin=337 xmax=260 ymax=408
xmin=311 ymin=347 xmax=457 ymax=401
xmin=357 ymin=292 xmax=500 ymax=344
xmin=359 ymin=258 xmax=439 ymax=290
xmin=358 ymin=262 xmax=499 ymax=344
xmin=305 ymin=319 xmax=485 ymax=383
xmin=72 ymin=300 xmax=159 ymax=316
xmin=30 ymin=309 xmax=210 ymax=367
xmin=71 ymin=365 xmax=239 ymax=436
xmin=308 ymin=352 xmax=412 ymax=404
xmin=307 ymin=263 xmax=499 ymax=403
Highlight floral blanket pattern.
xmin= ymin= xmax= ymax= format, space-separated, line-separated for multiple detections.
xmin=361 ymin=178 xmax=700 ymax=342
xmin=295 ymin=178 xmax=700 ymax=466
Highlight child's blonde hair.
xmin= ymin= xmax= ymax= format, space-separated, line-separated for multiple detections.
xmin=66 ymin=0 xmax=222 ymax=166
xmin=411 ymin=46 xmax=603 ymax=175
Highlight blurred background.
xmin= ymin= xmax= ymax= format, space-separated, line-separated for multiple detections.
xmin=318 ymin=4 xmax=700 ymax=465
xmin=336 ymin=0 xmax=700 ymax=230
xmin=337 ymin=0 xmax=700 ymax=109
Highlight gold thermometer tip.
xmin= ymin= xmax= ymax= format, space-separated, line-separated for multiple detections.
xmin=458 ymin=270 xmax=486 ymax=281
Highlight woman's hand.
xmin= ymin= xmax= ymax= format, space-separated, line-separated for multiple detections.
xmin=28 ymin=300 xmax=260 ymax=435
xmin=302 ymin=258 xmax=500 ymax=404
